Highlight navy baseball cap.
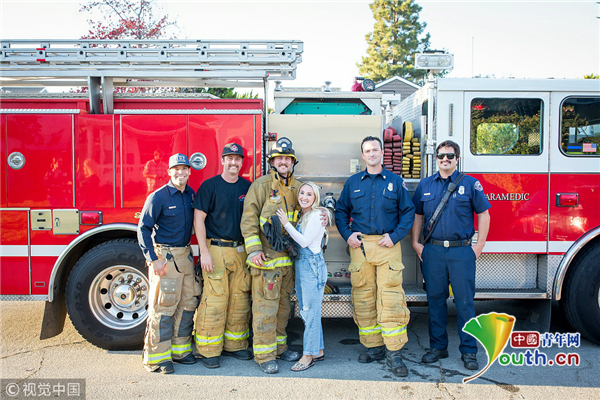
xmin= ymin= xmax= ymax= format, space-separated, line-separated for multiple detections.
xmin=222 ymin=143 xmax=245 ymax=158
xmin=168 ymin=153 xmax=190 ymax=169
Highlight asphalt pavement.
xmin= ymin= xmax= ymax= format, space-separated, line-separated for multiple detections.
xmin=1 ymin=300 xmax=598 ymax=399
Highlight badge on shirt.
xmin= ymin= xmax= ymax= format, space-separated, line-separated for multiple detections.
xmin=458 ymin=186 xmax=465 ymax=195
xmin=475 ymin=181 xmax=484 ymax=191
xmin=388 ymin=182 xmax=394 ymax=191
xmin=402 ymin=181 xmax=408 ymax=191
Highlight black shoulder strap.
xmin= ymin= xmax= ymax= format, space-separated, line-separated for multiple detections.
xmin=421 ymin=173 xmax=466 ymax=245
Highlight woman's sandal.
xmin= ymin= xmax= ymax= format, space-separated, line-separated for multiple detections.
xmin=313 ymin=355 xmax=325 ymax=362
xmin=291 ymin=360 xmax=315 ymax=371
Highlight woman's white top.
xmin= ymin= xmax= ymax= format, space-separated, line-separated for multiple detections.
xmin=283 ymin=211 xmax=325 ymax=254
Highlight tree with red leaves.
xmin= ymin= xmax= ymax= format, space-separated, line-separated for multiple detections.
xmin=80 ymin=0 xmax=178 ymax=40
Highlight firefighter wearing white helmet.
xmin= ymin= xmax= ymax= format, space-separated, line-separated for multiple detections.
xmin=240 ymin=137 xmax=303 ymax=374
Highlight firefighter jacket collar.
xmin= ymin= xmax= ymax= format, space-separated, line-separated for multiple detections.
xmin=270 ymin=170 xmax=298 ymax=189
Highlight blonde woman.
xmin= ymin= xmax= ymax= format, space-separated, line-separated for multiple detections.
xmin=276 ymin=182 xmax=327 ymax=371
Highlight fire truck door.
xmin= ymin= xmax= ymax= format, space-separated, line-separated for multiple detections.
xmin=5 ymin=114 xmax=74 ymax=208
xmin=187 ymin=113 xmax=258 ymax=189
xmin=3 ymin=113 xmax=76 ymax=296
xmin=460 ymin=92 xmax=550 ymax=254
xmin=548 ymin=94 xmax=600 ymax=254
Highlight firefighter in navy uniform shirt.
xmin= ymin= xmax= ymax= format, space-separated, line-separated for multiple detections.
xmin=335 ymin=136 xmax=415 ymax=378
xmin=138 ymin=153 xmax=200 ymax=374
xmin=411 ymin=140 xmax=491 ymax=371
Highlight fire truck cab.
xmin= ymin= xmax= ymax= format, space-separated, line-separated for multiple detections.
xmin=391 ymin=76 xmax=600 ymax=344
xmin=0 ymin=39 xmax=299 ymax=349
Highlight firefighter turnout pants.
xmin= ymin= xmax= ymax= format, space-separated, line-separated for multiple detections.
xmin=194 ymin=240 xmax=251 ymax=357
xmin=143 ymin=245 xmax=201 ymax=371
xmin=349 ymin=235 xmax=410 ymax=351
xmin=250 ymin=265 xmax=294 ymax=364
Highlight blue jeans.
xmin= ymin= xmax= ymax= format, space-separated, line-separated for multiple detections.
xmin=295 ymin=246 xmax=327 ymax=356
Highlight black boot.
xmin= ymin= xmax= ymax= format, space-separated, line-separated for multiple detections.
xmin=358 ymin=345 xmax=386 ymax=363
xmin=386 ymin=350 xmax=408 ymax=377
xmin=222 ymin=349 xmax=253 ymax=360
xmin=259 ymin=360 xmax=279 ymax=374
xmin=202 ymin=356 xmax=220 ymax=369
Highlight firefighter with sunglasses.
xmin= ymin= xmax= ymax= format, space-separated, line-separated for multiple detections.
xmin=411 ymin=140 xmax=491 ymax=371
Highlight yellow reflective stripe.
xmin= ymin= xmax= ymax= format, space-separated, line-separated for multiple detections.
xmin=253 ymin=343 xmax=277 ymax=354
xmin=260 ymin=216 xmax=268 ymax=225
xmin=247 ymin=256 xmax=293 ymax=270
xmin=276 ymin=336 xmax=287 ymax=344
xmin=171 ymin=343 xmax=192 ymax=355
xmin=245 ymin=235 xmax=261 ymax=246
xmin=148 ymin=349 xmax=172 ymax=363
xmin=358 ymin=324 xmax=381 ymax=336
xmin=195 ymin=333 xmax=224 ymax=345
xmin=245 ymin=235 xmax=261 ymax=252
xmin=381 ymin=326 xmax=407 ymax=337
xmin=224 ymin=329 xmax=250 ymax=340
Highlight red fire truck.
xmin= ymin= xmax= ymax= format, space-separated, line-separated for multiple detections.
xmin=0 ymin=39 xmax=299 ymax=349
xmin=1 ymin=41 xmax=599 ymax=349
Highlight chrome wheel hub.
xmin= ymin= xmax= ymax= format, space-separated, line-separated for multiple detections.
xmin=89 ymin=266 xmax=149 ymax=330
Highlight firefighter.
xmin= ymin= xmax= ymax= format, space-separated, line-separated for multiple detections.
xmin=335 ymin=136 xmax=415 ymax=377
xmin=240 ymin=137 xmax=303 ymax=374
xmin=411 ymin=140 xmax=491 ymax=371
xmin=138 ymin=153 xmax=200 ymax=374
xmin=193 ymin=143 xmax=253 ymax=368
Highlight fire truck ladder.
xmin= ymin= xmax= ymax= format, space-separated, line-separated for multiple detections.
xmin=0 ymin=39 xmax=303 ymax=114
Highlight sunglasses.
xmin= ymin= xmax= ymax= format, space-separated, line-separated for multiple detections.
xmin=436 ymin=153 xmax=456 ymax=160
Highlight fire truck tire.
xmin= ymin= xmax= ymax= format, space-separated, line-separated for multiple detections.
xmin=65 ymin=239 xmax=149 ymax=350
xmin=562 ymin=242 xmax=600 ymax=345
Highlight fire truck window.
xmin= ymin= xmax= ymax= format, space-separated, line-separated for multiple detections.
xmin=470 ymin=98 xmax=543 ymax=155
xmin=560 ymin=97 xmax=600 ymax=157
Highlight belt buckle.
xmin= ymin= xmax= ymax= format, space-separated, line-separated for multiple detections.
xmin=443 ymin=240 xmax=450 ymax=248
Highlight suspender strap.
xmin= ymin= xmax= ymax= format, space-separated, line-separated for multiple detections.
xmin=421 ymin=173 xmax=466 ymax=245
xmin=165 ymin=252 xmax=181 ymax=273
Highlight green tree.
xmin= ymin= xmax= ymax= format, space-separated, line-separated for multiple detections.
xmin=178 ymin=87 xmax=258 ymax=99
xmin=358 ymin=0 xmax=431 ymax=84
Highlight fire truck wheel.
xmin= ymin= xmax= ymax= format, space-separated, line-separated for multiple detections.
xmin=562 ymin=241 xmax=600 ymax=345
xmin=65 ymin=239 xmax=149 ymax=350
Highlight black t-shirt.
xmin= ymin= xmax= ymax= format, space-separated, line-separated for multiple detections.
xmin=193 ymin=175 xmax=251 ymax=242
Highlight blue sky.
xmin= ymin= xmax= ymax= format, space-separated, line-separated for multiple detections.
xmin=1 ymin=0 xmax=598 ymax=90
